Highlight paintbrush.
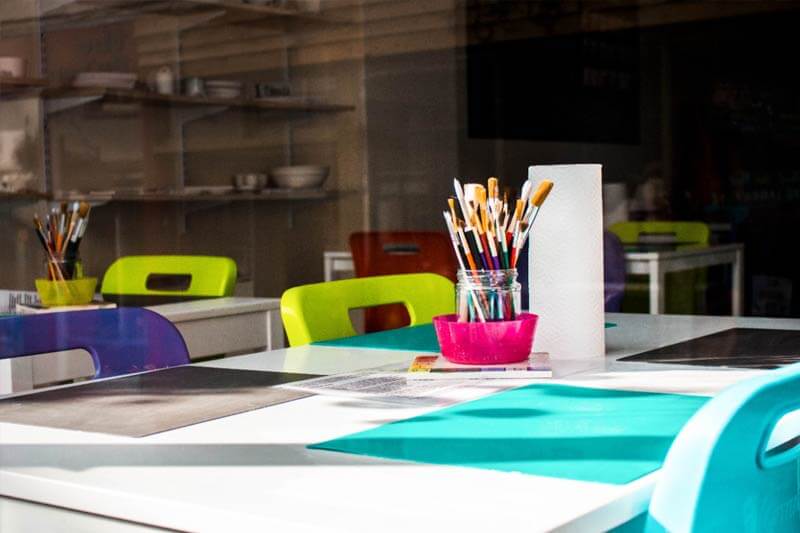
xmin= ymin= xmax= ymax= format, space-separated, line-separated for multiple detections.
xmin=448 ymin=197 xmax=459 ymax=226
xmin=527 ymin=180 xmax=554 ymax=226
xmin=456 ymin=223 xmax=479 ymax=271
xmin=453 ymin=178 xmax=472 ymax=223
xmin=444 ymin=212 xmax=487 ymax=322
xmin=64 ymin=202 xmax=90 ymax=262
xmin=515 ymin=180 xmax=554 ymax=263
xmin=33 ymin=215 xmax=66 ymax=281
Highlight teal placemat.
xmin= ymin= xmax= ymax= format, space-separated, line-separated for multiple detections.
xmin=313 ymin=324 xmax=441 ymax=352
xmin=313 ymin=322 xmax=617 ymax=352
xmin=309 ymin=384 xmax=707 ymax=484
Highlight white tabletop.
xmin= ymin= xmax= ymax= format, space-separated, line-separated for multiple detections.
xmin=146 ymin=296 xmax=280 ymax=321
xmin=1 ymin=313 xmax=798 ymax=532
xmin=623 ymin=242 xmax=743 ymax=260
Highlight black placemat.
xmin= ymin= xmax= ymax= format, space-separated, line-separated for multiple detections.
xmin=619 ymin=328 xmax=800 ymax=369
xmin=0 ymin=366 xmax=318 ymax=437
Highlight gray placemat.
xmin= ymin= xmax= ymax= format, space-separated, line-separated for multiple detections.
xmin=619 ymin=328 xmax=800 ymax=369
xmin=0 ymin=366 xmax=317 ymax=437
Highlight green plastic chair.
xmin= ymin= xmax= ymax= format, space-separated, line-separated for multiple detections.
xmin=609 ymin=222 xmax=710 ymax=314
xmin=280 ymin=273 xmax=455 ymax=347
xmin=101 ymin=255 xmax=237 ymax=306
xmin=609 ymin=221 xmax=710 ymax=246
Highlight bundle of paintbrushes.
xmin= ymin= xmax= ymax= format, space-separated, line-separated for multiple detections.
xmin=443 ymin=176 xmax=553 ymax=322
xmin=32 ymin=202 xmax=91 ymax=281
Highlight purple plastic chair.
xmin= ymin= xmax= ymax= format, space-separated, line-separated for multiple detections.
xmin=604 ymin=231 xmax=626 ymax=312
xmin=0 ymin=308 xmax=189 ymax=379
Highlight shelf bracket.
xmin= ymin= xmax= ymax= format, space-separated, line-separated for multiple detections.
xmin=173 ymin=105 xmax=227 ymax=190
xmin=173 ymin=105 xmax=227 ymax=124
xmin=45 ymin=95 xmax=102 ymax=115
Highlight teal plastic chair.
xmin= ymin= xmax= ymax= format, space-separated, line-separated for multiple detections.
xmin=280 ymin=273 xmax=455 ymax=347
xmin=645 ymin=362 xmax=800 ymax=532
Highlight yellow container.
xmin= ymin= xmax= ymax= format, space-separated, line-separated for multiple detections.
xmin=35 ymin=277 xmax=98 ymax=307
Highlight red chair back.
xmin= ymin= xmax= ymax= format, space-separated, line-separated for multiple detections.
xmin=349 ymin=232 xmax=457 ymax=332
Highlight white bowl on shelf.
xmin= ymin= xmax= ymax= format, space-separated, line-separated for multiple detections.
xmin=270 ymin=165 xmax=329 ymax=189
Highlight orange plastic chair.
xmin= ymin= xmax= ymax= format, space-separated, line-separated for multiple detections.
xmin=349 ymin=232 xmax=458 ymax=332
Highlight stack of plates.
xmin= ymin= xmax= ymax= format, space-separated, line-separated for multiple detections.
xmin=256 ymin=95 xmax=312 ymax=105
xmin=206 ymin=80 xmax=243 ymax=99
xmin=270 ymin=165 xmax=329 ymax=189
xmin=73 ymin=72 xmax=137 ymax=89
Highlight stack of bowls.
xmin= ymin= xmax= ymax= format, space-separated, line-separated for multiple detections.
xmin=206 ymin=80 xmax=243 ymax=99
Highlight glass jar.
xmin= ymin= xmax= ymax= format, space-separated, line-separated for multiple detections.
xmin=45 ymin=256 xmax=84 ymax=281
xmin=456 ymin=269 xmax=521 ymax=322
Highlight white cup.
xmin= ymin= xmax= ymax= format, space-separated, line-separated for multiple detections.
xmin=155 ymin=66 xmax=174 ymax=95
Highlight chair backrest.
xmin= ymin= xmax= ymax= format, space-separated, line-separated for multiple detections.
xmin=609 ymin=221 xmax=710 ymax=245
xmin=603 ymin=231 xmax=626 ymax=312
xmin=101 ymin=255 xmax=237 ymax=306
xmin=0 ymin=308 xmax=190 ymax=379
xmin=349 ymin=231 xmax=458 ymax=280
xmin=281 ymin=273 xmax=455 ymax=346
xmin=646 ymin=362 xmax=800 ymax=532
xmin=349 ymin=232 xmax=457 ymax=331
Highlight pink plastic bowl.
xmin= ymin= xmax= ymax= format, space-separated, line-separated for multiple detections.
xmin=432 ymin=313 xmax=539 ymax=365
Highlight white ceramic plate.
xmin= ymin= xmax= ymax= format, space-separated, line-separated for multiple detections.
xmin=74 ymin=72 xmax=137 ymax=89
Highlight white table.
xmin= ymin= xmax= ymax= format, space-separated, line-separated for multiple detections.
xmin=324 ymin=244 xmax=746 ymax=316
xmin=323 ymin=250 xmax=357 ymax=281
xmin=624 ymin=243 xmax=744 ymax=315
xmin=1 ymin=313 xmax=799 ymax=532
xmin=0 ymin=297 xmax=283 ymax=394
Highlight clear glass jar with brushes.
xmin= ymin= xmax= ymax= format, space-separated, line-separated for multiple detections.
xmin=456 ymin=269 xmax=521 ymax=323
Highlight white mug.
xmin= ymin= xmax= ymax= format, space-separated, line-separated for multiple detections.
xmin=155 ymin=66 xmax=174 ymax=95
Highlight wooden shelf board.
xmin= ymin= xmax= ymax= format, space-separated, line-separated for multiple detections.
xmin=0 ymin=78 xmax=50 ymax=98
xmin=42 ymin=86 xmax=354 ymax=113
xmin=0 ymin=190 xmax=51 ymax=201
xmin=0 ymin=77 xmax=49 ymax=88
xmin=2 ymin=0 xmax=345 ymax=36
xmin=52 ymin=188 xmax=331 ymax=202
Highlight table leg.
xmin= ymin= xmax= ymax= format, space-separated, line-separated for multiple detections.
xmin=0 ymin=358 xmax=34 ymax=395
xmin=649 ymin=260 xmax=666 ymax=314
xmin=266 ymin=308 xmax=285 ymax=350
xmin=732 ymin=248 xmax=744 ymax=316
xmin=324 ymin=256 xmax=333 ymax=282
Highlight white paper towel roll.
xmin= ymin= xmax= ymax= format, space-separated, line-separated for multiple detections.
xmin=528 ymin=164 xmax=605 ymax=360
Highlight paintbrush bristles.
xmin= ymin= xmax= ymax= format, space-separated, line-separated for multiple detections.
xmin=448 ymin=176 xmax=553 ymax=272
xmin=531 ymin=180 xmax=554 ymax=207
xmin=447 ymin=197 xmax=458 ymax=224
